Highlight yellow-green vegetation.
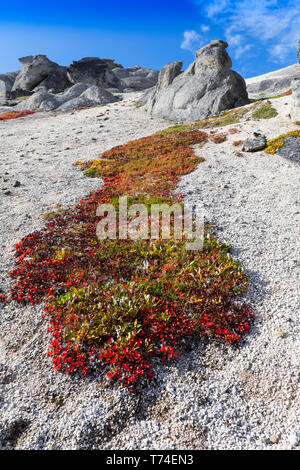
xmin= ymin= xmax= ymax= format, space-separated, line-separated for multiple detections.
xmin=77 ymin=104 xmax=106 ymax=110
xmin=155 ymin=109 xmax=248 ymax=136
xmin=252 ymin=103 xmax=278 ymax=119
xmin=252 ymin=90 xmax=292 ymax=102
xmin=266 ymin=93 xmax=288 ymax=100
xmin=265 ymin=130 xmax=300 ymax=154
xmin=155 ymin=104 xmax=266 ymax=136
xmin=155 ymin=124 xmax=194 ymax=135
xmin=42 ymin=204 xmax=67 ymax=221
xmin=195 ymin=113 xmax=241 ymax=129
xmin=208 ymin=114 xmax=240 ymax=127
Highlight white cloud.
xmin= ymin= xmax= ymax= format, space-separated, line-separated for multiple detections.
xmin=225 ymin=29 xmax=243 ymax=47
xmin=180 ymin=30 xmax=204 ymax=53
xmin=206 ymin=0 xmax=229 ymax=18
xmin=234 ymin=44 xmax=252 ymax=59
xmin=200 ymin=24 xmax=210 ymax=33
xmin=187 ymin=0 xmax=300 ymax=63
xmin=228 ymin=0 xmax=300 ymax=62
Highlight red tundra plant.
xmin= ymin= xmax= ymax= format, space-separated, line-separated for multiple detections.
xmin=6 ymin=129 xmax=254 ymax=388
xmin=0 ymin=110 xmax=35 ymax=120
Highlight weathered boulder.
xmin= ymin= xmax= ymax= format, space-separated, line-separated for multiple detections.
xmin=277 ymin=137 xmax=300 ymax=164
xmin=0 ymin=72 xmax=18 ymax=95
xmin=6 ymin=89 xmax=33 ymax=101
xmin=246 ymin=64 xmax=300 ymax=99
xmin=112 ymin=66 xmax=159 ymax=91
xmin=12 ymin=55 xmax=66 ymax=92
xmin=67 ymin=58 xmax=122 ymax=89
xmin=0 ymin=72 xmax=19 ymax=104
xmin=34 ymin=66 xmax=71 ymax=93
xmin=157 ymin=61 xmax=182 ymax=88
xmin=148 ymin=40 xmax=249 ymax=121
xmin=16 ymin=83 xmax=119 ymax=112
xmin=290 ymin=77 xmax=300 ymax=122
xmin=136 ymin=62 xmax=182 ymax=107
xmin=242 ymin=132 xmax=267 ymax=152
xmin=15 ymin=90 xmax=59 ymax=111
xmin=16 ymin=83 xmax=87 ymax=111
xmin=56 ymin=85 xmax=120 ymax=111
xmin=0 ymin=106 xmax=16 ymax=113
xmin=136 ymin=86 xmax=156 ymax=106
xmin=50 ymin=82 xmax=90 ymax=106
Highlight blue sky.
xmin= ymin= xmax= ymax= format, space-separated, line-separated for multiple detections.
xmin=0 ymin=0 xmax=299 ymax=78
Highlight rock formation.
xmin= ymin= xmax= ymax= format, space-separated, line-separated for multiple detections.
xmin=67 ymin=57 xmax=122 ymax=89
xmin=16 ymin=83 xmax=120 ymax=112
xmin=12 ymin=55 xmax=69 ymax=93
xmin=1 ymin=54 xmax=159 ymax=112
xmin=36 ymin=67 xmax=71 ymax=94
xmin=246 ymin=64 xmax=300 ymax=99
xmin=290 ymin=77 xmax=300 ymax=122
xmin=66 ymin=58 xmax=158 ymax=92
xmin=242 ymin=132 xmax=267 ymax=152
xmin=147 ymin=40 xmax=249 ymax=121
xmin=56 ymin=85 xmax=120 ymax=111
xmin=277 ymin=137 xmax=300 ymax=164
xmin=0 ymin=72 xmax=19 ymax=105
xmin=112 ymin=66 xmax=159 ymax=91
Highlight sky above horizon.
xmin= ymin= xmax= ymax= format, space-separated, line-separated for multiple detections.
xmin=0 ymin=0 xmax=299 ymax=78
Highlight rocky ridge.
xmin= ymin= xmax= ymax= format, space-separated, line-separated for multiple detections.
xmin=246 ymin=64 xmax=300 ymax=100
xmin=0 ymin=55 xmax=159 ymax=111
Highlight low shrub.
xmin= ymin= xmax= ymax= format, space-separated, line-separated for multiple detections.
xmin=155 ymin=125 xmax=194 ymax=135
xmin=228 ymin=128 xmax=239 ymax=135
xmin=209 ymin=133 xmax=227 ymax=144
xmin=262 ymin=89 xmax=292 ymax=100
xmin=0 ymin=110 xmax=35 ymax=120
xmin=74 ymin=130 xmax=207 ymax=196
xmin=7 ymin=127 xmax=254 ymax=388
xmin=194 ymin=114 xmax=240 ymax=129
xmin=232 ymin=140 xmax=243 ymax=147
xmin=265 ymin=130 xmax=300 ymax=154
xmin=252 ymin=103 xmax=278 ymax=119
